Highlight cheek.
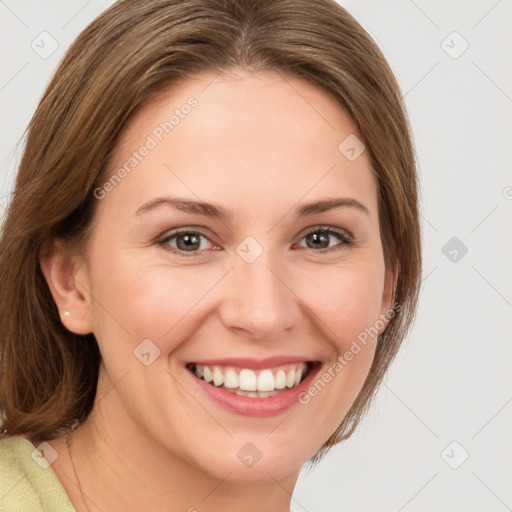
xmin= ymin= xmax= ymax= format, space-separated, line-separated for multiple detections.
xmin=89 ymin=246 xmax=212 ymax=358
xmin=291 ymin=263 xmax=385 ymax=439
xmin=295 ymin=259 xmax=385 ymax=351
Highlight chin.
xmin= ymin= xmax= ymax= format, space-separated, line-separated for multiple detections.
xmin=187 ymin=434 xmax=316 ymax=484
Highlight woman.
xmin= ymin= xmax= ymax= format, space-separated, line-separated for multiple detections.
xmin=0 ymin=0 xmax=421 ymax=510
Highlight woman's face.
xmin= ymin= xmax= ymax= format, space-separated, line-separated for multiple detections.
xmin=74 ymin=69 xmax=394 ymax=482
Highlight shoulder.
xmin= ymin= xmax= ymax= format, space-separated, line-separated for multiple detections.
xmin=0 ymin=435 xmax=75 ymax=512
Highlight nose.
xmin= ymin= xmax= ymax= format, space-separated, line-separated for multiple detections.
xmin=218 ymin=246 xmax=303 ymax=341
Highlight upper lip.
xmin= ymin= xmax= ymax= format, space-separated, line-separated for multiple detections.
xmin=188 ymin=356 xmax=318 ymax=369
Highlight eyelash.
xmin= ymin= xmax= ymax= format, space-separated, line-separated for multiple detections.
xmin=156 ymin=225 xmax=354 ymax=257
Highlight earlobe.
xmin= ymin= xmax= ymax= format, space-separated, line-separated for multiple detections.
xmin=39 ymin=239 xmax=94 ymax=335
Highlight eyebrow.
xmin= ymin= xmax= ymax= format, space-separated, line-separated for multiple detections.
xmin=134 ymin=196 xmax=370 ymax=220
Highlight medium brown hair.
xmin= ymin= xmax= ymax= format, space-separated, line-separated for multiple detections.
xmin=0 ymin=0 xmax=421 ymax=465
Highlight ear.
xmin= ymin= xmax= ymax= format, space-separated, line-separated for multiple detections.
xmin=377 ymin=259 xmax=399 ymax=335
xmin=39 ymin=239 xmax=94 ymax=335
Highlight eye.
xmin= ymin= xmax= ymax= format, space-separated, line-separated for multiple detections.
xmin=295 ymin=225 xmax=353 ymax=253
xmin=157 ymin=229 xmax=217 ymax=256
xmin=157 ymin=225 xmax=354 ymax=257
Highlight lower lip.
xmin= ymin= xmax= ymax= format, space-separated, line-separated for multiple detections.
xmin=187 ymin=364 xmax=320 ymax=417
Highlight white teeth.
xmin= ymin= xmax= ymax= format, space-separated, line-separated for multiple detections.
xmin=259 ymin=390 xmax=279 ymax=397
xmin=191 ymin=362 xmax=310 ymax=395
xmin=203 ymin=366 xmax=213 ymax=383
xmin=212 ymin=366 xmax=224 ymax=387
xmin=224 ymin=368 xmax=239 ymax=389
xmin=275 ymin=370 xmax=286 ymax=389
xmin=286 ymin=369 xmax=296 ymax=388
xmin=257 ymin=369 xmax=275 ymax=392
xmin=236 ymin=389 xmax=280 ymax=398
xmin=239 ymin=369 xmax=257 ymax=391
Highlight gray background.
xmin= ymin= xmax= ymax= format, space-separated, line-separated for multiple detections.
xmin=1 ymin=1 xmax=511 ymax=511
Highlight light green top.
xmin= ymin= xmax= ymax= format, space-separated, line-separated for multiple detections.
xmin=0 ymin=436 xmax=75 ymax=512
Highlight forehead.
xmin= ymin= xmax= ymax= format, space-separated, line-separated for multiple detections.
xmin=99 ymin=69 xmax=378 ymax=222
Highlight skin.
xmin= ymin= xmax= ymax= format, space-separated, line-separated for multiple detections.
xmin=39 ymin=69 xmax=396 ymax=512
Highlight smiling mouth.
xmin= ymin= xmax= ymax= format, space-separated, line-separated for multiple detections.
xmin=186 ymin=361 xmax=318 ymax=398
